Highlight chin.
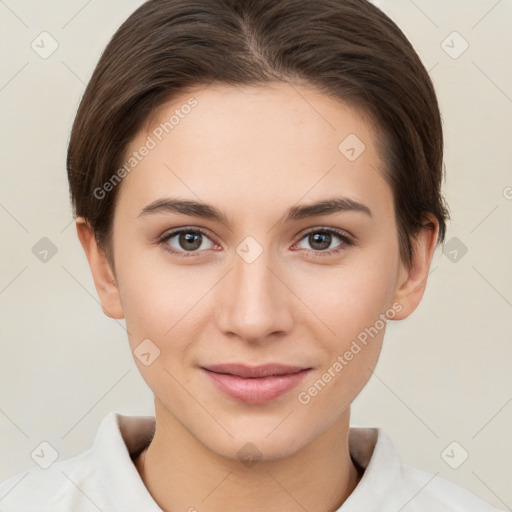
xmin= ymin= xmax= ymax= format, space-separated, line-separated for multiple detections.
xmin=196 ymin=419 xmax=316 ymax=464
xmin=213 ymin=436 xmax=304 ymax=464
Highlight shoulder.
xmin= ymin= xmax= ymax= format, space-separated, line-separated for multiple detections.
xmin=0 ymin=412 xmax=158 ymax=512
xmin=0 ymin=446 xmax=99 ymax=511
xmin=397 ymin=463 xmax=504 ymax=512
xmin=345 ymin=426 xmax=505 ymax=512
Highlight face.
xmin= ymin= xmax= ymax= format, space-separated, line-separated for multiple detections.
xmin=99 ymin=82 xmax=416 ymax=460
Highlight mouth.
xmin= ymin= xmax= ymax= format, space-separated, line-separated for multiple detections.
xmin=200 ymin=363 xmax=312 ymax=404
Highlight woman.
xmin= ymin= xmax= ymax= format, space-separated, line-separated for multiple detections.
xmin=0 ymin=0 xmax=504 ymax=510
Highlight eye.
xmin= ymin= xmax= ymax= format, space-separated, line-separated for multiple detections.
xmin=294 ymin=227 xmax=353 ymax=256
xmin=158 ymin=226 xmax=354 ymax=259
xmin=158 ymin=227 xmax=217 ymax=257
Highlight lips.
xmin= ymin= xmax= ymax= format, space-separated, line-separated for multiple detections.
xmin=203 ymin=363 xmax=307 ymax=378
xmin=201 ymin=363 xmax=311 ymax=404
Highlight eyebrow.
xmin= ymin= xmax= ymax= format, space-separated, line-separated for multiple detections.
xmin=137 ymin=196 xmax=372 ymax=226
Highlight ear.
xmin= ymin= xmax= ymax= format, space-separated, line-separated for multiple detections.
xmin=391 ymin=214 xmax=440 ymax=320
xmin=75 ymin=217 xmax=124 ymax=319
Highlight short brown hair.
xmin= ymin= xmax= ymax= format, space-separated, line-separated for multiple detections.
xmin=67 ymin=0 xmax=449 ymax=267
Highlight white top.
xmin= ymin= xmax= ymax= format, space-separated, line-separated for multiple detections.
xmin=0 ymin=412 xmax=504 ymax=511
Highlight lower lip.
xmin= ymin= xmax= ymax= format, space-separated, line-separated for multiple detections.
xmin=202 ymin=368 xmax=311 ymax=404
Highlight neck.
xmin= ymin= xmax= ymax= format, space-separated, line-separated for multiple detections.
xmin=136 ymin=402 xmax=362 ymax=512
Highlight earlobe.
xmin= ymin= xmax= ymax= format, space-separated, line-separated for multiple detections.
xmin=75 ymin=217 xmax=124 ymax=319
xmin=391 ymin=216 xmax=440 ymax=321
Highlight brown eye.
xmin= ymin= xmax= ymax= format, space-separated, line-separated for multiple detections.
xmin=308 ymin=232 xmax=333 ymax=251
xmin=159 ymin=228 xmax=216 ymax=256
xmin=177 ymin=232 xmax=203 ymax=251
xmin=295 ymin=228 xmax=353 ymax=256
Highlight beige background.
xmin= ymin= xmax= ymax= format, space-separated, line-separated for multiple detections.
xmin=0 ymin=0 xmax=511 ymax=508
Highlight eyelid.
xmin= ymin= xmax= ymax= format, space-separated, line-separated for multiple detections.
xmin=296 ymin=225 xmax=355 ymax=243
xmin=158 ymin=225 xmax=216 ymax=241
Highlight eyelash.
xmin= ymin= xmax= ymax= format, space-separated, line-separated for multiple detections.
xmin=157 ymin=226 xmax=354 ymax=259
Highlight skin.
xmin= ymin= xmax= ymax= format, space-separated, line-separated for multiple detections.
xmin=76 ymin=82 xmax=439 ymax=512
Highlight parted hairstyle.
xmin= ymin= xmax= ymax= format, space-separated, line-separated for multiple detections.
xmin=67 ymin=0 xmax=449 ymax=268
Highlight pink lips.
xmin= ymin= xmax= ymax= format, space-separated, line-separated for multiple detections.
xmin=201 ymin=363 xmax=311 ymax=404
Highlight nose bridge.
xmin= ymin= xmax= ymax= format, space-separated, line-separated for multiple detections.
xmin=216 ymin=239 xmax=292 ymax=341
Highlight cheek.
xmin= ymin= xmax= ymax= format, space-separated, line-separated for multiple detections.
xmin=294 ymin=264 xmax=394 ymax=417
xmin=294 ymin=254 xmax=398 ymax=415
xmin=297 ymin=255 xmax=397 ymax=386
xmin=117 ymin=249 xmax=216 ymax=355
xmin=296 ymin=332 xmax=384 ymax=432
xmin=117 ymin=262 xmax=201 ymax=397
xmin=301 ymin=258 xmax=397 ymax=338
xmin=118 ymin=272 xmax=212 ymax=427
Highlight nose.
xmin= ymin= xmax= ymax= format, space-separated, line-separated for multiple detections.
xmin=215 ymin=244 xmax=294 ymax=343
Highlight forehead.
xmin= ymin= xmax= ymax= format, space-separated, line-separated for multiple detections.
xmin=117 ymin=82 xmax=392 ymax=220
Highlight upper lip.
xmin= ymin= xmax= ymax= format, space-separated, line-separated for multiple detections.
xmin=202 ymin=363 xmax=310 ymax=378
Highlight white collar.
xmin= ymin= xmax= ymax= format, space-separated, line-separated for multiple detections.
xmin=93 ymin=412 xmax=399 ymax=511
